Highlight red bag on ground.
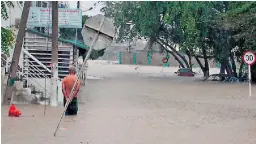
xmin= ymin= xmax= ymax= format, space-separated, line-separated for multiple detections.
xmin=8 ymin=104 xmax=22 ymax=117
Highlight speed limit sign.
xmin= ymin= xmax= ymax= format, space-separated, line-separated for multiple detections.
xmin=242 ymin=50 xmax=255 ymax=97
xmin=242 ymin=51 xmax=256 ymax=65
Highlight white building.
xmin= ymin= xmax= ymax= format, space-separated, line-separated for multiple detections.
xmin=1 ymin=1 xmax=76 ymax=105
xmin=30 ymin=1 xmax=69 ymax=34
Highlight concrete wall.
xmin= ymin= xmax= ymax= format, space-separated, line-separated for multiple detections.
xmin=27 ymin=78 xmax=64 ymax=105
xmin=120 ymin=51 xmax=219 ymax=68
xmin=1 ymin=68 xmax=7 ymax=104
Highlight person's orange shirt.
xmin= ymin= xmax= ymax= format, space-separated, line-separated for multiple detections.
xmin=62 ymin=74 xmax=81 ymax=98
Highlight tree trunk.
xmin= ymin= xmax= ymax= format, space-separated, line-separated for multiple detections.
xmin=144 ymin=38 xmax=155 ymax=51
xmin=156 ymin=41 xmax=185 ymax=68
xmin=167 ymin=49 xmax=186 ymax=68
xmin=252 ymin=52 xmax=256 ymax=83
xmin=188 ymin=55 xmax=192 ymax=69
xmin=157 ymin=38 xmax=190 ymax=68
xmin=220 ymin=62 xmax=225 ymax=74
xmin=201 ymin=44 xmax=209 ymax=77
xmin=224 ymin=59 xmax=233 ymax=76
xmin=229 ymin=51 xmax=237 ymax=77
xmin=238 ymin=62 xmax=244 ymax=78
xmin=3 ymin=2 xmax=31 ymax=104
xmin=252 ymin=64 xmax=256 ymax=84
xmin=195 ymin=56 xmax=206 ymax=76
xmin=185 ymin=49 xmax=192 ymax=68
xmin=222 ymin=29 xmax=233 ymax=77
xmin=219 ymin=62 xmax=226 ymax=81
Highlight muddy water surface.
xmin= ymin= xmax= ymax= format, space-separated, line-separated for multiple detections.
xmin=2 ymin=63 xmax=256 ymax=144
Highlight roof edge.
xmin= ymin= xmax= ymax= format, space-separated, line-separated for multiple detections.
xmin=26 ymin=29 xmax=89 ymax=50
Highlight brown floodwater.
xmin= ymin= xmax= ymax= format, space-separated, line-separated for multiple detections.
xmin=2 ymin=63 xmax=256 ymax=144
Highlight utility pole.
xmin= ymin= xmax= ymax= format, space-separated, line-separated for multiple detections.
xmin=74 ymin=1 xmax=80 ymax=70
xmin=4 ymin=2 xmax=31 ymax=105
xmin=77 ymin=1 xmax=80 ymax=8
xmin=51 ymin=1 xmax=58 ymax=106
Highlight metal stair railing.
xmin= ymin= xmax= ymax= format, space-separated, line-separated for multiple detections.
xmin=22 ymin=49 xmax=53 ymax=98
xmin=22 ymin=49 xmax=51 ymax=73
xmin=23 ymin=60 xmax=52 ymax=98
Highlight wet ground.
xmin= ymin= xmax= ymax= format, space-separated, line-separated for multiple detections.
xmin=2 ymin=62 xmax=256 ymax=144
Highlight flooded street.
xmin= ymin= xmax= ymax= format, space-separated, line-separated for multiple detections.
xmin=2 ymin=62 xmax=256 ymax=144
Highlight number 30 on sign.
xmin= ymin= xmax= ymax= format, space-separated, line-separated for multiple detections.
xmin=242 ymin=51 xmax=256 ymax=65
xmin=242 ymin=50 xmax=255 ymax=97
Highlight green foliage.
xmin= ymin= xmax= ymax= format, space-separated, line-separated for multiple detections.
xmin=1 ymin=1 xmax=14 ymax=20
xmin=102 ymin=1 xmax=166 ymax=42
xmin=102 ymin=1 xmax=255 ymax=77
xmin=1 ymin=27 xmax=14 ymax=56
xmin=219 ymin=2 xmax=256 ymax=61
xmin=227 ymin=2 xmax=256 ymax=16
xmin=1 ymin=1 xmax=15 ymax=55
xmin=165 ymin=2 xmax=226 ymax=51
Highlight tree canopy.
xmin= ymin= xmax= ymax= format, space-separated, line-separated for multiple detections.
xmin=101 ymin=1 xmax=256 ymax=80
xmin=1 ymin=1 xmax=15 ymax=56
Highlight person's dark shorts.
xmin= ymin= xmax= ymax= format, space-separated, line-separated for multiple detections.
xmin=63 ymin=97 xmax=78 ymax=115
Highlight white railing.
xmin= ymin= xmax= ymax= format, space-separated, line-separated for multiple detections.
xmin=22 ymin=49 xmax=51 ymax=73
xmin=3 ymin=49 xmax=88 ymax=105
xmin=22 ymin=49 xmax=52 ymax=99
xmin=2 ymin=50 xmax=66 ymax=105
xmin=23 ymin=61 xmax=51 ymax=98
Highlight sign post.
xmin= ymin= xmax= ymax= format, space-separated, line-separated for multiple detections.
xmin=242 ymin=51 xmax=256 ymax=97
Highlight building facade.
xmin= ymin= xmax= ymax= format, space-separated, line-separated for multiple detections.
xmin=30 ymin=1 xmax=69 ymax=34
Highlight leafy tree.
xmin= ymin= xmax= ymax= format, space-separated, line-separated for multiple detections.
xmin=102 ymin=1 xmax=256 ymax=79
xmin=1 ymin=1 xmax=15 ymax=56
xmin=1 ymin=27 xmax=14 ymax=56
xmin=102 ymin=1 xmax=224 ymax=76
xmin=1 ymin=1 xmax=14 ymax=20
xmin=221 ymin=2 xmax=256 ymax=82
xmin=101 ymin=1 xmax=190 ymax=68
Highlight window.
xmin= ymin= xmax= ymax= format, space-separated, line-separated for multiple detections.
xmin=36 ymin=1 xmax=41 ymax=7
xmin=42 ymin=2 xmax=47 ymax=8
xmin=59 ymin=3 xmax=65 ymax=8
xmin=36 ymin=27 xmax=41 ymax=32
xmin=41 ymin=27 xmax=45 ymax=33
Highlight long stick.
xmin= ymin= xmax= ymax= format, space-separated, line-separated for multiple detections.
xmin=53 ymin=16 xmax=105 ymax=137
